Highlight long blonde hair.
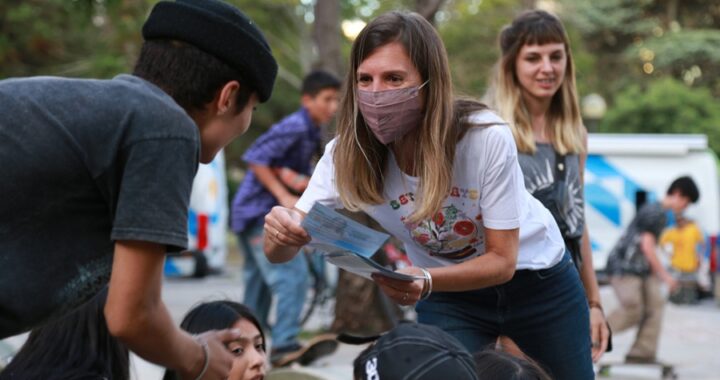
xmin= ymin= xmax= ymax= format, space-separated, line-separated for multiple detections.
xmin=486 ymin=10 xmax=584 ymax=155
xmin=334 ymin=11 xmax=485 ymax=222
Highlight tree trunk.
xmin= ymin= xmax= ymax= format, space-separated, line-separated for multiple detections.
xmin=414 ymin=0 xmax=446 ymax=24
xmin=312 ymin=0 xmax=343 ymax=76
xmin=520 ymin=0 xmax=536 ymax=10
xmin=667 ymin=0 xmax=679 ymax=26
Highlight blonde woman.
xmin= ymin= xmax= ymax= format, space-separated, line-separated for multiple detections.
xmin=485 ymin=10 xmax=610 ymax=362
xmin=264 ymin=11 xmax=593 ymax=379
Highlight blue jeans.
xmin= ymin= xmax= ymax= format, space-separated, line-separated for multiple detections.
xmin=238 ymin=223 xmax=309 ymax=350
xmin=416 ymin=252 xmax=593 ymax=380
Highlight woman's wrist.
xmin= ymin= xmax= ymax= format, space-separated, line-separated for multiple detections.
xmin=588 ymin=300 xmax=604 ymax=314
xmin=419 ymin=267 xmax=433 ymax=300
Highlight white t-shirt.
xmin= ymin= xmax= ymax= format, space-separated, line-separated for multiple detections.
xmin=296 ymin=110 xmax=565 ymax=270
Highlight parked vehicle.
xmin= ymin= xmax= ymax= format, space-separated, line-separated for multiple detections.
xmin=164 ymin=151 xmax=229 ymax=278
xmin=585 ymin=134 xmax=719 ymax=285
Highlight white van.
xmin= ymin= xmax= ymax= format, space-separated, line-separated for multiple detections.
xmin=585 ymin=134 xmax=719 ymax=279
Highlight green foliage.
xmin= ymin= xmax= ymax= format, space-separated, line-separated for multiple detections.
xmin=438 ymin=0 xmax=521 ymax=96
xmin=624 ymin=29 xmax=720 ymax=92
xmin=560 ymin=0 xmax=720 ymax=97
xmin=598 ymin=78 xmax=720 ymax=154
xmin=3 ymin=0 xmax=719 ymax=174
xmin=633 ymin=30 xmax=720 ymax=68
xmin=564 ymin=0 xmax=657 ymax=39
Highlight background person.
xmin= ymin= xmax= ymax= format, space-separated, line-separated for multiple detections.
xmin=0 ymin=288 xmax=128 ymax=380
xmin=484 ymin=9 xmax=610 ymax=361
xmin=661 ymin=216 xmax=706 ymax=304
xmin=660 ymin=216 xmax=705 ymax=276
xmin=605 ymin=176 xmax=699 ymax=363
xmin=163 ymin=301 xmax=267 ymax=380
xmin=264 ymin=11 xmax=593 ymax=379
xmin=0 ymin=0 xmax=277 ymax=378
xmin=473 ymin=348 xmax=552 ymax=380
xmin=231 ymin=70 xmax=341 ymax=367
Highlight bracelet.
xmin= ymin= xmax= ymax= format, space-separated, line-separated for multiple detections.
xmin=419 ymin=267 xmax=433 ymax=300
xmin=588 ymin=300 xmax=604 ymax=313
xmin=192 ymin=336 xmax=210 ymax=380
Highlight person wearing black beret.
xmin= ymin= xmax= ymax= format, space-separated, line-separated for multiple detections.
xmin=0 ymin=1 xmax=277 ymax=379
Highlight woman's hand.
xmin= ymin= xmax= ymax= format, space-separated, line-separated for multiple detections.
xmin=263 ymin=206 xmax=309 ymax=263
xmin=372 ymin=267 xmax=426 ymax=306
xmin=590 ymin=306 xmax=610 ymax=362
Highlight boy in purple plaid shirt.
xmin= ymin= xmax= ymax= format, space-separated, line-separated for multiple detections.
xmin=231 ymin=70 xmax=340 ymax=366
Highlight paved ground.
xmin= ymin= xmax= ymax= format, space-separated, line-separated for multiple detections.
xmin=2 ymin=258 xmax=720 ymax=379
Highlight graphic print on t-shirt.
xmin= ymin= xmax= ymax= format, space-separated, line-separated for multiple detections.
xmin=520 ymin=151 xmax=584 ymax=236
xmin=402 ymin=204 xmax=483 ymax=260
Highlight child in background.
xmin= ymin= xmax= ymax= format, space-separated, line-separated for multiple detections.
xmin=231 ymin=70 xmax=341 ymax=366
xmin=660 ymin=216 xmax=705 ymax=275
xmin=660 ymin=216 xmax=705 ymax=304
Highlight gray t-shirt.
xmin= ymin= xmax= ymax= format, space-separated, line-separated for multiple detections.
xmin=517 ymin=143 xmax=584 ymax=238
xmin=0 ymin=74 xmax=199 ymax=337
xmin=605 ymin=202 xmax=667 ymax=276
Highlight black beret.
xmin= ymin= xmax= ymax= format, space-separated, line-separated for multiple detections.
xmin=142 ymin=0 xmax=278 ymax=102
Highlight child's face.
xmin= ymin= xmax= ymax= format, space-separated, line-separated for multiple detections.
xmin=227 ymin=318 xmax=266 ymax=380
xmin=668 ymin=191 xmax=692 ymax=214
xmin=302 ymin=87 xmax=340 ymax=126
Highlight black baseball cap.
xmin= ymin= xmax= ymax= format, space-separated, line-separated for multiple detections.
xmin=343 ymin=323 xmax=478 ymax=380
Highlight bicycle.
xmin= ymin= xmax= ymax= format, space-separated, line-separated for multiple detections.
xmin=299 ymin=247 xmax=336 ymax=329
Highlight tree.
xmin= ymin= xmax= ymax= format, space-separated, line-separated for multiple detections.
xmin=560 ymin=0 xmax=720 ymax=97
xmin=598 ymin=78 xmax=720 ymax=154
xmin=313 ymin=0 xmax=344 ymax=76
xmin=415 ymin=0 xmax=446 ymax=23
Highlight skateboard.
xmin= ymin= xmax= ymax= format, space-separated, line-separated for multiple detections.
xmin=598 ymin=360 xmax=677 ymax=379
xmin=272 ymin=334 xmax=339 ymax=367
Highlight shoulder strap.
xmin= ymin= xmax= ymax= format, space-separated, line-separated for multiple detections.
xmin=554 ymin=151 xmax=567 ymax=181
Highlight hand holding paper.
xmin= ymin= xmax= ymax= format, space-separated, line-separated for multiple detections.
xmin=264 ymin=206 xmax=311 ymax=263
xmin=301 ymin=203 xmax=423 ymax=282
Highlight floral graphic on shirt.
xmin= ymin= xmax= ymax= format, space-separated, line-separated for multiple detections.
xmin=403 ymin=204 xmax=483 ymax=260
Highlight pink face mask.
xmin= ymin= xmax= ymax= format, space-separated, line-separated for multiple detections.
xmin=356 ymin=81 xmax=428 ymax=144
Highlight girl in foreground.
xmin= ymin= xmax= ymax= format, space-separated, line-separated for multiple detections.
xmin=163 ymin=301 xmax=266 ymax=380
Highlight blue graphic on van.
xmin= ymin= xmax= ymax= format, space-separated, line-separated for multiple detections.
xmin=585 ymin=155 xmax=648 ymax=205
xmin=585 ymin=183 xmax=621 ymax=226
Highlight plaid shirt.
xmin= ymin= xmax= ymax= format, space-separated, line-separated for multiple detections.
xmin=231 ymin=107 xmax=322 ymax=232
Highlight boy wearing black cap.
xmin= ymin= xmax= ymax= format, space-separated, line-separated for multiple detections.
xmin=347 ymin=323 xmax=478 ymax=380
xmin=0 ymin=1 xmax=276 ymax=379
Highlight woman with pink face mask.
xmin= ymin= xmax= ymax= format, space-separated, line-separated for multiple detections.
xmin=484 ymin=10 xmax=610 ymax=364
xmin=264 ymin=11 xmax=593 ymax=379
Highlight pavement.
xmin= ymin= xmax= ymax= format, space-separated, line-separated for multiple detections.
xmin=2 ymin=254 xmax=720 ymax=379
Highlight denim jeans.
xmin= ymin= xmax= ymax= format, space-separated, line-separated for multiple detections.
xmin=238 ymin=223 xmax=309 ymax=350
xmin=416 ymin=252 xmax=593 ymax=380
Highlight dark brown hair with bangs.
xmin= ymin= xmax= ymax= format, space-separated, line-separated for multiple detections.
xmin=486 ymin=9 xmax=584 ymax=155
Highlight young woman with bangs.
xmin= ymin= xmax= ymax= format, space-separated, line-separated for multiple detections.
xmin=484 ymin=9 xmax=610 ymax=364
xmin=264 ymin=11 xmax=593 ymax=379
